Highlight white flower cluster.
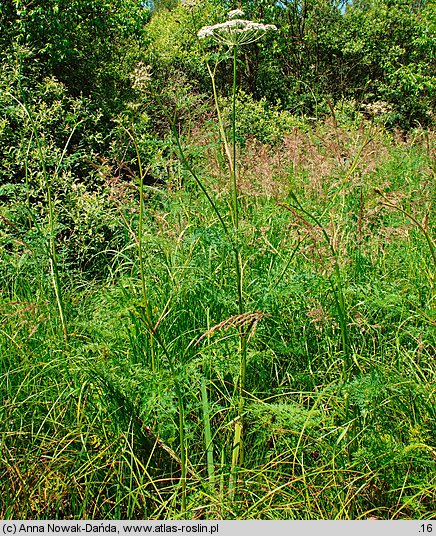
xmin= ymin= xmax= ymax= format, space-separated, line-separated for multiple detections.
xmin=198 ymin=11 xmax=277 ymax=47
xmin=131 ymin=62 xmax=152 ymax=91
xmin=228 ymin=9 xmax=245 ymax=19
xmin=362 ymin=101 xmax=393 ymax=117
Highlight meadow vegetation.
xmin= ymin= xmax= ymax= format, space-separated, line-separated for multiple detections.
xmin=1 ymin=0 xmax=435 ymax=519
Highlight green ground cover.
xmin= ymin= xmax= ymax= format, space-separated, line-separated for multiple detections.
xmin=1 ymin=119 xmax=435 ymax=518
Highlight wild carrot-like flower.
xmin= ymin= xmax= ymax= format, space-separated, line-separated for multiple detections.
xmin=197 ymin=10 xmax=277 ymax=47
xmin=227 ymin=9 xmax=245 ymax=19
xmin=193 ymin=7 xmax=278 ymax=502
xmin=131 ymin=62 xmax=152 ymax=91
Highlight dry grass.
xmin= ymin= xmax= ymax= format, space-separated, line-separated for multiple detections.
xmin=196 ymin=122 xmax=396 ymax=202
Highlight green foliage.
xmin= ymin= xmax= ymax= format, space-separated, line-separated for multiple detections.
xmin=1 ymin=0 xmax=436 ymax=520
xmin=0 ymin=75 xmax=129 ymax=276
xmin=220 ymin=91 xmax=306 ymax=145
xmin=2 ymin=123 xmax=436 ymax=517
xmin=340 ymin=0 xmax=436 ymax=127
xmin=1 ymin=0 xmax=150 ymax=104
xmin=189 ymin=0 xmax=436 ymax=126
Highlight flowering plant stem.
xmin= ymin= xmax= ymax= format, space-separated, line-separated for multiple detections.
xmin=8 ymin=92 xmax=68 ymax=343
xmin=204 ymin=47 xmax=247 ymax=499
xmin=126 ymin=129 xmax=188 ymax=514
xmin=230 ymin=45 xmax=247 ymax=500
xmin=170 ymin=46 xmax=247 ymax=499
xmin=231 ymin=45 xmax=239 ymax=232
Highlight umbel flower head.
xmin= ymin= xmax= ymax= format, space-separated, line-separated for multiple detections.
xmin=228 ymin=9 xmax=245 ymax=19
xmin=198 ymin=9 xmax=277 ymax=47
xmin=131 ymin=62 xmax=152 ymax=91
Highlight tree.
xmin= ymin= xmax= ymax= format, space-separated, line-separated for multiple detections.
xmin=1 ymin=0 xmax=151 ymax=106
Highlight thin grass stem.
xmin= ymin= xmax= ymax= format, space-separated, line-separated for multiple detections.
xmin=7 ymin=91 xmax=68 ymax=342
xmin=125 ymin=128 xmax=188 ymax=514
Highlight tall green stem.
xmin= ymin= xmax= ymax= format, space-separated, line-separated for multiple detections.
xmin=8 ymin=92 xmax=68 ymax=342
xmin=171 ymin=47 xmax=247 ymax=501
xmin=206 ymin=61 xmax=233 ymax=176
xmin=231 ymin=45 xmax=239 ymax=231
xmin=229 ymin=46 xmax=247 ymax=500
xmin=126 ymin=129 xmax=187 ymax=513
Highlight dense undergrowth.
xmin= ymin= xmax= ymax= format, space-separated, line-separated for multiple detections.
xmin=1 ymin=0 xmax=436 ymax=521
xmin=1 ymin=116 xmax=435 ymax=518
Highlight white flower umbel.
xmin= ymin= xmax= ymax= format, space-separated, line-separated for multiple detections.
xmin=198 ymin=12 xmax=277 ymax=47
xmin=228 ymin=9 xmax=245 ymax=19
xmin=131 ymin=62 xmax=152 ymax=91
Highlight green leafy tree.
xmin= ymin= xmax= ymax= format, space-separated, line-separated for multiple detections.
xmin=1 ymin=0 xmax=151 ymax=104
xmin=340 ymin=0 xmax=436 ymax=126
